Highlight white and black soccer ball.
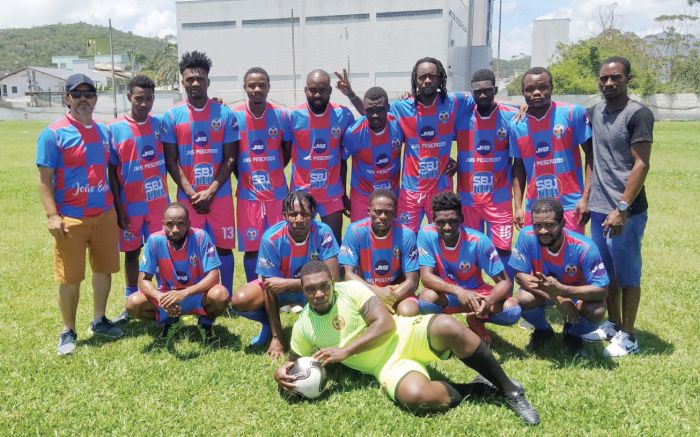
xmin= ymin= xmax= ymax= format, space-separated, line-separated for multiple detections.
xmin=287 ymin=357 xmax=327 ymax=400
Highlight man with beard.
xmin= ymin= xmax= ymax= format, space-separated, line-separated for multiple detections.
xmin=339 ymin=189 xmax=420 ymax=316
xmin=230 ymin=191 xmax=339 ymax=358
xmin=509 ymin=198 xmax=609 ymax=353
xmin=108 ymin=75 xmax=170 ymax=323
xmin=126 ymin=202 xmax=229 ymax=338
xmin=161 ymin=51 xmax=240 ymax=297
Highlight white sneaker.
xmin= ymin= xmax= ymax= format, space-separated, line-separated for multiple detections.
xmin=603 ymin=331 xmax=640 ymax=357
xmin=582 ymin=320 xmax=618 ymax=342
xmin=519 ymin=320 xmax=535 ymax=330
xmin=279 ymin=305 xmax=292 ymax=313
xmin=290 ymin=305 xmax=303 ymax=313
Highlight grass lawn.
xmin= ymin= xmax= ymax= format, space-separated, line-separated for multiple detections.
xmin=0 ymin=119 xmax=698 ymax=435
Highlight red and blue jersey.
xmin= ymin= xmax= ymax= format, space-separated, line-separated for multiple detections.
xmin=339 ymin=218 xmax=419 ymax=286
xmin=509 ymin=226 xmax=609 ymax=288
xmin=390 ymin=93 xmax=473 ymax=192
xmin=139 ymin=227 xmax=221 ymax=292
xmin=257 ymin=220 xmax=339 ymax=279
xmin=341 ymin=114 xmax=404 ymax=196
xmin=417 ymin=224 xmax=504 ymax=290
xmin=160 ymin=99 xmax=240 ymax=200
xmin=458 ymin=102 xmax=518 ymax=206
xmin=36 ymin=114 xmax=113 ymax=218
xmin=233 ymin=102 xmax=291 ymax=201
xmin=508 ymin=101 xmax=591 ymax=211
xmin=108 ymin=114 xmax=169 ymax=217
xmin=284 ymin=102 xmax=355 ymax=202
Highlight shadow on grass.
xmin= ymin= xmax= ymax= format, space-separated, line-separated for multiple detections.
xmin=635 ymin=329 xmax=675 ymax=356
xmin=488 ymin=331 xmax=528 ymax=362
xmin=243 ymin=325 xmax=295 ymax=355
xmin=134 ymin=321 xmax=242 ymax=360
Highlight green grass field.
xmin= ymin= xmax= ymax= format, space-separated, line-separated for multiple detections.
xmin=1 ymin=120 xmax=699 ymax=435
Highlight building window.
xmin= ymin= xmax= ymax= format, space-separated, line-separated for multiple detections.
xmin=376 ymin=9 xmax=443 ymax=20
xmin=182 ymin=21 xmax=236 ymax=29
xmin=2 ymin=84 xmax=6 ymax=96
xmin=241 ymin=17 xmax=300 ymax=27
xmin=11 ymin=86 xmax=18 ymax=94
xmin=306 ymin=13 xmax=370 ymax=23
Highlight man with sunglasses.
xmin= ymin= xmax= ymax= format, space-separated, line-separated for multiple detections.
xmin=37 ymin=74 xmax=124 ymax=355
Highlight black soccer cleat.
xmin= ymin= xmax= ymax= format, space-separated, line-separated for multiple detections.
xmin=526 ymin=326 xmax=554 ymax=352
xmin=502 ymin=387 xmax=541 ymax=425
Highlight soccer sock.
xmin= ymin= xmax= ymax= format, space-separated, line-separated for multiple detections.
xmin=565 ymin=316 xmax=597 ymax=337
xmin=460 ymin=342 xmax=518 ymax=393
xmin=198 ymin=315 xmax=213 ymax=328
xmin=417 ymin=300 xmax=443 ymax=314
xmin=488 ymin=305 xmax=522 ymax=326
xmin=236 ymin=309 xmax=271 ymax=347
xmin=521 ymin=306 xmax=551 ymax=330
xmin=243 ymin=253 xmax=258 ymax=283
xmin=124 ymin=286 xmax=139 ymax=299
xmin=218 ymin=252 xmax=234 ymax=297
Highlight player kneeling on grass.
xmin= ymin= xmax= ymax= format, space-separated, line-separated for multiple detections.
xmin=510 ymin=198 xmax=609 ymax=354
xmin=274 ymin=260 xmax=540 ymax=425
xmin=339 ymin=189 xmax=420 ymax=316
xmin=126 ymin=202 xmax=229 ymax=339
xmin=416 ymin=192 xmax=520 ymax=345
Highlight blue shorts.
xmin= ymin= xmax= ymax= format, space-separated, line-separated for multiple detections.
xmin=591 ymin=211 xmax=648 ymax=287
xmin=277 ymin=291 xmax=306 ymax=307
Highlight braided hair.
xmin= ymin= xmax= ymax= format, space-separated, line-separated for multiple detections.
xmin=283 ymin=191 xmax=317 ymax=217
xmin=411 ymin=57 xmax=448 ymax=105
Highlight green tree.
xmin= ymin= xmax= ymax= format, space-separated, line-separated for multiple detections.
xmin=152 ymin=34 xmax=179 ymax=89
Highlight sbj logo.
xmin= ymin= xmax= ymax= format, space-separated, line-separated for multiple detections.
xmin=472 ymin=172 xmax=494 ymax=194
xmin=144 ymin=177 xmax=166 ymax=201
xmin=419 ymin=157 xmax=439 ymax=179
xmin=535 ymin=175 xmax=559 ymax=198
xmin=194 ymin=164 xmax=215 ymax=187
xmin=251 ymin=171 xmax=272 ymax=191
xmin=310 ymin=169 xmax=328 ymax=189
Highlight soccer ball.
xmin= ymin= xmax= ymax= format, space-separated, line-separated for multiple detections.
xmin=287 ymin=357 xmax=327 ymax=399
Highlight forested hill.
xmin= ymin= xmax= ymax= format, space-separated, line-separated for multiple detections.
xmin=0 ymin=22 xmax=168 ymax=72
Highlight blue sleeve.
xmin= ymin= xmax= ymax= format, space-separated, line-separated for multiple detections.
xmin=572 ymin=104 xmax=592 ymax=146
xmin=508 ymin=122 xmax=521 ymax=159
xmin=160 ymin=111 xmax=176 ymax=144
xmin=199 ymin=231 xmax=222 ymax=273
xmin=318 ymin=224 xmax=340 ymax=260
xmin=338 ymin=227 xmax=360 ymax=267
xmin=401 ymin=230 xmax=420 ymax=273
xmin=476 ymin=234 xmax=505 ymax=278
xmin=223 ymin=107 xmax=241 ymax=143
xmin=36 ymin=128 xmax=58 ymax=168
xmin=417 ymin=229 xmax=437 ymax=268
xmin=453 ymin=93 xmax=474 ymax=133
xmin=509 ymin=232 xmax=534 ymax=274
xmin=281 ymin=109 xmax=293 ymax=142
xmin=582 ymin=245 xmax=610 ymax=288
xmin=139 ymin=237 xmax=159 ymax=275
xmin=108 ymin=127 xmax=119 ymax=166
xmin=341 ymin=126 xmax=355 ymax=160
xmin=257 ymin=237 xmax=282 ymax=277
xmin=343 ymin=107 xmax=356 ymax=128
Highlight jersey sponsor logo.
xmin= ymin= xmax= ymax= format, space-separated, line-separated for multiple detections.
xmin=189 ymin=254 xmax=198 ymax=267
xmin=374 ymin=259 xmax=390 ymax=276
xmin=475 ymin=139 xmax=492 ymax=155
xmin=211 ymin=118 xmax=222 ymax=131
xmin=231 ymin=118 xmax=240 ymax=131
xmin=339 ymin=245 xmax=354 ymax=258
xmin=251 ymin=170 xmax=272 ymax=191
xmin=512 ymin=247 xmax=525 ymax=261
xmin=391 ymin=138 xmax=401 ymax=150
xmin=472 ymin=172 xmax=494 ymax=194
xmin=331 ymin=126 xmax=341 ymax=139
xmin=535 ymin=174 xmax=559 ymax=198
xmin=122 ymin=229 xmax=135 ymax=241
xmin=393 ymin=246 xmax=401 ymax=259
xmin=486 ymin=246 xmax=500 ymax=263
xmin=565 ymin=263 xmax=578 ymax=275
xmin=250 ymin=139 xmax=266 ymax=155
xmin=535 ymin=141 xmax=551 ymax=158
xmin=332 ymin=315 xmax=346 ymax=331
xmin=312 ymin=138 xmax=328 ymax=153
xmin=373 ymin=181 xmax=391 ymax=190
xmin=144 ymin=177 xmax=166 ymax=201
xmin=591 ymin=261 xmax=606 ymax=278
xmin=141 ymin=145 xmax=156 ymax=161
xmin=259 ymin=257 xmax=274 ymax=269
xmin=194 ymin=131 xmax=209 ymax=147
xmin=438 ymin=111 xmax=450 ymax=123
xmin=552 ymin=124 xmax=565 ymax=138
xmin=496 ymin=127 xmax=507 ymax=140
xmin=458 ymin=261 xmax=471 ymax=272
xmin=375 ymin=153 xmax=390 ymax=168
xmin=194 ymin=163 xmax=215 ymax=187
xmin=321 ymin=233 xmax=334 ymax=249
xmin=246 ymin=228 xmax=258 ymax=241
xmin=419 ymin=157 xmax=439 ymax=179
xmin=309 ymin=169 xmax=328 ymax=189
xmin=419 ymin=125 xmax=436 ymax=141
xmin=268 ymin=126 xmax=279 ymax=139
xmin=176 ymin=270 xmax=190 ymax=284
xmin=205 ymin=245 xmax=216 ymax=257
xmin=408 ymin=248 xmax=418 ymax=262
xmin=418 ymin=247 xmax=430 ymax=257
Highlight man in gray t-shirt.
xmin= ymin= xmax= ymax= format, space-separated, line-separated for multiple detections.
xmin=584 ymin=56 xmax=654 ymax=358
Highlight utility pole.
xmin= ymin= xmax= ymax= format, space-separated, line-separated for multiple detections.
xmin=496 ymin=0 xmax=503 ymax=82
xmin=109 ymin=19 xmax=118 ymax=118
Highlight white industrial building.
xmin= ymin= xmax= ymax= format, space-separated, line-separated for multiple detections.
xmin=175 ymin=0 xmax=494 ymax=106
xmin=530 ymin=18 xmax=570 ymax=68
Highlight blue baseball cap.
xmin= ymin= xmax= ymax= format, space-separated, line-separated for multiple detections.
xmin=65 ymin=74 xmax=96 ymax=92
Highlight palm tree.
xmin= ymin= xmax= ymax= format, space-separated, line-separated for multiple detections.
xmin=155 ymin=35 xmax=179 ymax=89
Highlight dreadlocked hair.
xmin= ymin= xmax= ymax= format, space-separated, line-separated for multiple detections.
xmin=283 ymin=191 xmax=317 ymax=217
xmin=411 ymin=57 xmax=448 ymax=105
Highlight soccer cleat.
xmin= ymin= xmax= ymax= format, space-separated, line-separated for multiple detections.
xmin=467 ymin=315 xmax=492 ymax=345
xmin=582 ymin=320 xmax=618 ymax=342
xmin=603 ymin=331 xmax=640 ymax=357
xmin=502 ymin=387 xmax=541 ymax=425
xmin=111 ymin=310 xmax=131 ymax=325
xmin=526 ymin=326 xmax=554 ymax=352
xmin=57 ymin=329 xmax=77 ymax=356
xmin=88 ymin=316 xmax=125 ymax=339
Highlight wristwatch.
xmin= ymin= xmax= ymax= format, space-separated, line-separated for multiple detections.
xmin=617 ymin=201 xmax=629 ymax=213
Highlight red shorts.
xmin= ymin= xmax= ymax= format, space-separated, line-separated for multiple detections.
xmin=118 ymin=211 xmax=164 ymax=252
xmin=185 ymin=195 xmax=236 ymax=249
xmin=350 ymin=189 xmax=370 ymax=223
xmin=525 ymin=209 xmax=585 ymax=235
xmin=398 ymin=188 xmax=452 ymax=233
xmin=462 ymin=203 xmax=513 ymax=250
xmin=236 ymin=198 xmax=284 ymax=252
xmin=316 ymin=196 xmax=344 ymax=218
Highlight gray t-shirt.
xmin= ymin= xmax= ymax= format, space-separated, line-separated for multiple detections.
xmin=588 ymin=99 xmax=654 ymax=215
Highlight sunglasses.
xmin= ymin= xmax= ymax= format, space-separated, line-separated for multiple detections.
xmin=69 ymin=90 xmax=97 ymax=99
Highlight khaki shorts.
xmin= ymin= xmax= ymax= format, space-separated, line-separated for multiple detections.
xmin=54 ymin=209 xmax=119 ymax=284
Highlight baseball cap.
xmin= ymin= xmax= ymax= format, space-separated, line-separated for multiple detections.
xmin=65 ymin=74 xmax=96 ymax=92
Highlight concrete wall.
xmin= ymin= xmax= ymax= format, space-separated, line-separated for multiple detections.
xmin=531 ymin=18 xmax=570 ymax=67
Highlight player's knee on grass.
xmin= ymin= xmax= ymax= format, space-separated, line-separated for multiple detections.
xmin=516 ymin=288 xmax=545 ymax=310
xmin=396 ymin=298 xmax=420 ymax=316
xmin=231 ymin=281 xmax=264 ymax=311
xmin=580 ymin=300 xmax=607 ymax=323
xmin=428 ymin=314 xmax=481 ymax=357
xmin=205 ymin=284 xmax=230 ymax=316
xmin=126 ymin=293 xmax=154 ymax=320
xmin=396 ymin=372 xmax=456 ymax=412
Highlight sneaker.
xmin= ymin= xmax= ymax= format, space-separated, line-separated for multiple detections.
xmin=526 ymin=326 xmax=554 ymax=352
xmin=279 ymin=305 xmax=292 ymax=313
xmin=502 ymin=387 xmax=541 ymax=425
xmin=57 ymin=329 xmax=77 ymax=355
xmin=88 ymin=316 xmax=125 ymax=339
xmin=582 ymin=320 xmax=618 ymax=342
xmin=519 ymin=319 xmax=535 ymax=330
xmin=603 ymin=331 xmax=640 ymax=357
xmin=290 ymin=305 xmax=304 ymax=314
xmin=467 ymin=315 xmax=492 ymax=345
xmin=111 ymin=310 xmax=131 ymax=325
